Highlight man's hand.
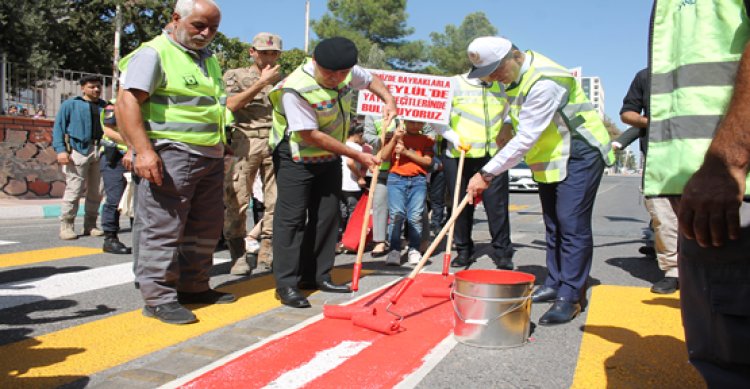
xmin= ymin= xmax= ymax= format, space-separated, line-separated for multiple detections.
xmin=679 ymin=159 xmax=745 ymax=247
xmin=357 ymin=177 xmax=367 ymax=188
xmin=134 ymin=149 xmax=164 ymax=186
xmin=258 ymin=64 xmax=281 ymax=86
xmin=466 ymin=172 xmax=489 ymax=204
xmin=382 ymin=102 xmax=397 ymax=127
xmin=356 ymin=152 xmax=381 ymax=171
xmin=122 ymin=150 xmax=134 ymax=171
xmin=57 ymin=152 xmax=71 ymax=165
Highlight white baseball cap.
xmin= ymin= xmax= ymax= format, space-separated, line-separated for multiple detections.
xmin=467 ymin=36 xmax=513 ymax=79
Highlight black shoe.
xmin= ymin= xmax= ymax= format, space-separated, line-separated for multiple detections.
xmin=178 ymin=289 xmax=236 ymax=305
xmin=142 ymin=302 xmax=197 ymax=325
xmin=531 ymin=286 xmax=558 ymax=303
xmin=539 ymin=298 xmax=581 ymax=326
xmin=275 ymin=286 xmax=311 ymax=308
xmin=298 ymin=280 xmax=352 ymax=293
xmin=450 ymin=254 xmax=473 ymax=268
xmin=651 ymin=276 xmax=679 ymax=294
xmin=103 ymin=236 xmax=132 ymax=254
xmin=494 ymin=257 xmax=514 ymax=270
xmin=639 ymin=245 xmax=656 ymax=258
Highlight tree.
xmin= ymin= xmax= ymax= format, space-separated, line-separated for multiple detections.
xmin=277 ymin=49 xmax=308 ymax=75
xmin=311 ymin=0 xmax=427 ymax=70
xmin=428 ymin=12 xmax=497 ymax=75
xmin=602 ymin=115 xmax=622 ymax=140
xmin=210 ymin=33 xmax=252 ymax=70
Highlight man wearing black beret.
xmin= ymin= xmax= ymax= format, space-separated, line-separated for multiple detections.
xmin=268 ymin=37 xmax=398 ymax=308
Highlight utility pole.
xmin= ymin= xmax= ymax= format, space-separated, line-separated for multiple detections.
xmin=112 ymin=3 xmax=123 ymax=95
xmin=304 ymin=0 xmax=310 ymax=53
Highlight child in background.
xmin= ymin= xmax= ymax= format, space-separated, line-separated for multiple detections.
xmin=382 ymin=120 xmax=434 ymax=265
xmin=338 ymin=124 xmax=366 ymax=252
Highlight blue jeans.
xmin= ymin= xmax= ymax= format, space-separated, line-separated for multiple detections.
xmin=387 ymin=173 xmax=427 ymax=251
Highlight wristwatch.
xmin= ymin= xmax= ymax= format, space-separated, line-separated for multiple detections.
xmin=479 ymin=168 xmax=494 ymax=183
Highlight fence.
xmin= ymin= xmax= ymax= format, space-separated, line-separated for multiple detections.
xmin=0 ymin=54 xmax=114 ymax=119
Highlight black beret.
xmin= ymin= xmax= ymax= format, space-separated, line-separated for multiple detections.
xmin=313 ymin=37 xmax=358 ymax=70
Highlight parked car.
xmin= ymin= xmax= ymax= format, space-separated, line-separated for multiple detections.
xmin=508 ymin=161 xmax=538 ymax=192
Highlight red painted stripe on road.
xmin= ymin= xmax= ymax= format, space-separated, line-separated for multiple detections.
xmin=180 ymin=273 xmax=456 ymax=388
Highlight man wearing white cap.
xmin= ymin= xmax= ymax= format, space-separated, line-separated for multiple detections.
xmin=464 ymin=36 xmax=615 ymax=325
xmin=223 ymin=32 xmax=282 ymax=275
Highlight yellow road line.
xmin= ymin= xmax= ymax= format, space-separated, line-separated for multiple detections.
xmin=571 ymin=285 xmax=703 ymax=388
xmin=0 ymin=247 xmax=103 ymax=268
xmin=509 ymin=204 xmax=529 ymax=212
xmin=0 ymin=269 xmax=356 ymax=389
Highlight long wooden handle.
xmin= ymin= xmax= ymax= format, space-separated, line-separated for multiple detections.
xmin=442 ymin=148 xmax=466 ymax=276
xmin=391 ymin=194 xmax=472 ymax=304
xmin=351 ymin=117 xmax=397 ymax=291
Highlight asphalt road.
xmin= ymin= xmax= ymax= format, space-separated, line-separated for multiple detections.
xmin=0 ymin=175 xmax=692 ymax=388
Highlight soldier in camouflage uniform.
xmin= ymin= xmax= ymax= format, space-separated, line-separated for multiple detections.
xmin=223 ymin=33 xmax=282 ymax=275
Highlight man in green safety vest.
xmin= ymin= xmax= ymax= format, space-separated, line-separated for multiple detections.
xmin=116 ymin=0 xmax=236 ymax=325
xmin=647 ymin=1 xmax=750 ymax=385
xmin=268 ymin=37 xmax=397 ymax=308
xmin=465 ymin=36 xmax=614 ymax=326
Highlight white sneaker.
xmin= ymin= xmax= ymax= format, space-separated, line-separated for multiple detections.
xmin=385 ymin=250 xmax=401 ymax=266
xmin=407 ymin=248 xmax=422 ymax=265
xmin=246 ymin=238 xmax=260 ymax=254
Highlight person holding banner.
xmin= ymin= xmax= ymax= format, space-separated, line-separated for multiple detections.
xmin=464 ymin=36 xmax=614 ymax=325
xmin=434 ymin=73 xmax=514 ymax=270
xmin=268 ymin=37 xmax=397 ymax=308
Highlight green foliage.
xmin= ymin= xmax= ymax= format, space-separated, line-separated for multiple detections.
xmin=210 ymin=32 xmax=253 ymax=70
xmin=429 ymin=12 xmax=497 ymax=75
xmin=311 ymin=0 xmax=428 ymax=70
xmin=278 ymin=49 xmax=308 ymax=75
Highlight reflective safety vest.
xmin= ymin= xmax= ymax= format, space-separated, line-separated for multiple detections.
xmin=269 ymin=59 xmax=353 ymax=163
xmin=100 ymin=99 xmax=127 ymax=152
xmin=373 ymin=119 xmax=397 ymax=171
xmin=645 ymin=0 xmax=750 ymax=196
xmin=118 ymin=34 xmax=227 ymax=146
xmin=506 ymin=51 xmax=614 ymax=183
xmin=447 ymin=75 xmax=507 ymax=158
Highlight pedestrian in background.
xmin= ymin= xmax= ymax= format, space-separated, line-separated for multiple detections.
xmin=222 ymin=32 xmax=282 ymax=275
xmin=52 ymin=75 xmax=106 ymax=241
xmin=99 ymin=99 xmax=133 ymax=254
xmin=268 ymin=37 xmax=397 ymax=308
xmin=435 ymin=71 xmax=514 ymax=270
xmin=617 ymin=68 xmax=679 ymax=294
xmin=363 ymin=116 xmax=396 ymax=257
xmin=465 ymin=36 xmax=614 ymax=325
xmin=646 ymin=0 xmax=750 ymax=385
xmin=117 ymin=0 xmax=236 ymax=325
xmin=382 ymin=120 xmax=434 ymax=266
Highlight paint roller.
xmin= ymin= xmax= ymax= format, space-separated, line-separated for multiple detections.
xmin=351 ymin=117 xmax=400 ymax=292
xmin=322 ymin=304 xmax=376 ymax=320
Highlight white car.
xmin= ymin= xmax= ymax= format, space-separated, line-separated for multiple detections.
xmin=508 ymin=161 xmax=538 ymax=192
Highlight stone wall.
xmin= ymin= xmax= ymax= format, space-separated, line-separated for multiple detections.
xmin=0 ymin=116 xmax=65 ymax=198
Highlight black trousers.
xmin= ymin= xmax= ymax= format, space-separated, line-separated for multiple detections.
xmin=99 ymin=150 xmax=127 ymax=233
xmin=443 ymin=156 xmax=512 ymax=260
xmin=429 ymin=167 xmax=448 ymax=231
xmin=272 ymin=141 xmax=342 ymax=288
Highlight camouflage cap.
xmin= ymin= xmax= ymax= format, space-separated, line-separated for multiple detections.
xmin=252 ymin=33 xmax=282 ymax=51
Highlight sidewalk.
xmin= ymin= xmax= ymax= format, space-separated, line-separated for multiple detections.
xmin=0 ymin=197 xmax=88 ymax=220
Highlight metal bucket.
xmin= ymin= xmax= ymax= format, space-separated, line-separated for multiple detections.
xmin=452 ymin=269 xmax=535 ymax=348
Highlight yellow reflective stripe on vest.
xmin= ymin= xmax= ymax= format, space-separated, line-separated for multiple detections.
xmin=645 ymin=0 xmax=750 ymax=196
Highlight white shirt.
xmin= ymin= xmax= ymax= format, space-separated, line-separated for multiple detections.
xmin=280 ymin=62 xmax=373 ymax=132
xmin=341 ymin=141 xmax=363 ymax=191
xmin=482 ymin=55 xmax=568 ymax=176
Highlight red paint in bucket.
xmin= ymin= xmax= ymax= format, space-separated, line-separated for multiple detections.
xmin=455 ymin=269 xmax=535 ymax=285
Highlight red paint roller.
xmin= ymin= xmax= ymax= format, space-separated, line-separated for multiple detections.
xmin=351 ymin=118 xmax=399 ymax=292
xmin=351 ymin=308 xmax=401 ymax=335
xmin=421 ymin=286 xmax=452 ymax=299
xmin=322 ymin=304 xmax=376 ymax=320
